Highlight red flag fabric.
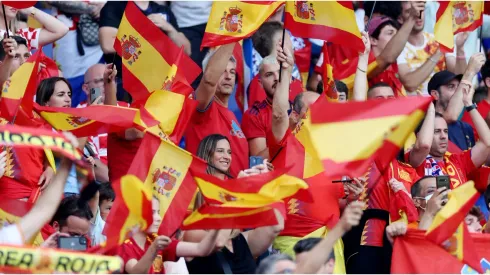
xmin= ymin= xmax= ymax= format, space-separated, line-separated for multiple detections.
xmin=37 ymin=50 xmax=60 ymax=85
xmin=2 ymin=1 xmax=37 ymax=9
xmin=392 ymin=229 xmax=490 ymax=273
xmin=294 ymin=40 xmax=312 ymax=89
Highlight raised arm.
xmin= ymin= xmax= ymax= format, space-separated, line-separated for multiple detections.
xmin=272 ymin=45 xmax=293 ymax=143
xmin=103 ymin=64 xmax=117 ymax=106
xmin=353 ymin=32 xmax=370 ymax=101
xmin=195 ymin=43 xmax=235 ymax=110
xmin=0 ymin=38 xmax=16 ymax=87
xmin=398 ymin=50 xmax=443 ymax=93
xmin=18 ymin=134 xmax=77 ymax=242
xmin=465 ymin=86 xmax=490 ymax=167
xmin=23 ymin=7 xmax=69 ymax=47
xmin=48 ymin=1 xmax=97 ymax=15
xmin=446 ymin=32 xmax=469 ymax=75
xmin=176 ymin=230 xmax=219 ymax=257
xmin=243 ymin=208 xmax=284 ymax=258
xmin=295 ymin=201 xmax=365 ymax=274
xmin=370 ymin=1 xmax=422 ymax=76
xmin=442 ymin=53 xmax=485 ymax=123
xmin=409 ymin=103 xmax=435 ymax=167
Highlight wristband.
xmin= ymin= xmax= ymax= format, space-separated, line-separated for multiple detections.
xmin=456 ymin=55 xmax=466 ymax=60
xmin=465 ymin=103 xmax=477 ymax=112
xmin=357 ymin=67 xmax=366 ymax=73
xmin=429 ymin=57 xmax=438 ymax=64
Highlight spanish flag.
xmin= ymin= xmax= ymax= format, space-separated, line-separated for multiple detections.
xmin=128 ymin=133 xmax=207 ymax=236
xmin=284 ymin=1 xmax=363 ymax=52
xmin=103 ymin=175 xmax=153 ymax=250
xmin=452 ymin=1 xmax=484 ymax=35
xmin=425 ymin=182 xmax=482 ymax=273
xmin=321 ymin=42 xmax=338 ymax=101
xmin=434 ymin=1 xmax=454 ymax=53
xmin=114 ymin=2 xmax=201 ymax=103
xmin=201 ymin=1 xmax=285 ymax=49
xmin=295 ymin=39 xmax=312 ymax=89
xmin=308 ymin=96 xmax=431 ymax=179
xmin=0 ymin=50 xmax=40 ymax=122
xmin=0 ymin=199 xmax=44 ymax=245
xmin=34 ymin=103 xmax=139 ymax=137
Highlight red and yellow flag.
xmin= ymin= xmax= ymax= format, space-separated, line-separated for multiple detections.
xmin=295 ymin=39 xmax=312 ymax=89
xmin=0 ymin=199 xmax=44 ymax=245
xmin=0 ymin=50 xmax=40 ymax=121
xmin=103 ymin=175 xmax=153 ymax=250
xmin=453 ymin=1 xmax=484 ymax=34
xmin=434 ymin=1 xmax=454 ymax=53
xmin=285 ymin=1 xmax=363 ymax=52
xmin=308 ymin=96 xmax=431 ymax=179
xmin=321 ymin=42 xmax=338 ymax=101
xmin=34 ymin=103 xmax=139 ymax=137
xmin=128 ymin=133 xmax=207 ymax=236
xmin=114 ymin=2 xmax=201 ymax=103
xmin=201 ymin=1 xmax=285 ymax=49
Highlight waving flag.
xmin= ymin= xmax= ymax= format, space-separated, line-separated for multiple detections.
xmin=452 ymin=1 xmax=484 ymax=34
xmin=128 ymin=134 xmax=207 ymax=236
xmin=321 ymin=42 xmax=338 ymax=101
xmin=0 ymin=199 xmax=44 ymax=245
xmin=0 ymin=50 xmax=40 ymax=121
xmin=295 ymin=39 xmax=312 ymax=89
xmin=434 ymin=1 xmax=454 ymax=53
xmin=34 ymin=104 xmax=139 ymax=137
xmin=103 ymin=175 xmax=153 ymax=250
xmin=201 ymin=1 xmax=285 ymax=49
xmin=392 ymin=229 xmax=489 ymax=274
xmin=308 ymin=96 xmax=431 ymax=179
xmin=114 ymin=2 xmax=201 ymax=102
xmin=284 ymin=1 xmax=363 ymax=52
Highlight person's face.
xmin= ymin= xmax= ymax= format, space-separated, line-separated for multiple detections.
xmin=401 ymin=1 xmax=425 ymax=31
xmin=212 ymin=139 xmax=232 ymax=172
xmin=412 ymin=177 xmax=437 ymax=211
xmin=338 ymin=92 xmax=347 ymax=102
xmin=430 ymin=117 xmax=449 ymax=158
xmin=274 ymin=259 xmax=297 ymax=274
xmin=368 ymin=86 xmax=395 ymax=99
xmin=83 ymin=65 xmax=106 ymax=105
xmin=0 ymin=5 xmax=18 ymax=21
xmin=432 ymin=79 xmax=459 ymax=110
xmin=55 ymin=216 xmax=90 ymax=236
xmin=465 ymin=214 xmax=482 ymax=233
xmin=99 ymin=199 xmax=113 ymax=221
xmin=259 ymin=62 xmax=280 ymax=99
xmin=149 ymin=198 xmax=161 ymax=233
xmin=371 ymin=25 xmax=398 ymax=51
xmin=46 ymin=81 xmax=72 ymax=108
xmin=216 ymin=60 xmax=236 ymax=96
xmin=10 ymin=44 xmax=30 ymax=75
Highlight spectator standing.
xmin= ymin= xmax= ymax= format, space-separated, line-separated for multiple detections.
xmin=462 ymin=60 xmax=490 ymax=133
xmin=48 ymin=1 xmax=105 ymax=107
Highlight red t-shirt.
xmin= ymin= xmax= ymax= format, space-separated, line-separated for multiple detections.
xmin=185 ymin=101 xmax=248 ymax=177
xmin=461 ymin=100 xmax=490 ymax=139
xmin=247 ymin=75 xmax=303 ymax=106
xmin=368 ymin=63 xmax=405 ymax=97
xmin=241 ymin=100 xmax=272 ymax=140
xmin=0 ymin=117 xmax=45 ymax=200
xmin=414 ymin=151 xmax=476 ymax=189
xmin=107 ymin=132 xmax=142 ymax=182
xmin=120 ymin=237 xmax=179 ymax=274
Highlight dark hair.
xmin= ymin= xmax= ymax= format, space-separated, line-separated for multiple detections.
xmin=481 ymin=60 xmax=490 ymax=88
xmin=371 ymin=20 xmax=401 ymax=40
xmin=468 ymin=206 xmax=482 ymax=219
xmin=197 ymin=134 xmax=230 ymax=175
xmin=484 ymin=184 xmax=490 ymax=211
xmin=367 ymin=82 xmax=392 ymax=97
xmin=411 ymin=176 xmax=436 ymax=198
xmin=252 ymin=21 xmax=283 ymax=58
xmin=51 ymin=196 xmax=93 ymax=227
xmin=473 ymin=86 xmax=488 ymax=104
xmin=293 ymin=92 xmax=305 ymax=114
xmin=99 ymin=182 xmax=115 ymax=203
xmin=316 ymin=80 xmax=347 ymax=97
xmin=0 ymin=36 xmax=27 ymax=60
xmin=294 ymin=238 xmax=334 ymax=264
xmin=36 ymin=77 xmax=73 ymax=106
xmin=363 ymin=1 xmax=402 ymax=22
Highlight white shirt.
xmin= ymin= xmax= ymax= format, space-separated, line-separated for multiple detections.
xmin=170 ymin=1 xmax=211 ymax=28
xmin=90 ymin=207 xmax=106 ymax=246
xmin=0 ymin=224 xmax=24 ymax=245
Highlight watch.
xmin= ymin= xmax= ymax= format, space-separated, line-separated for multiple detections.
xmin=465 ymin=103 xmax=477 ymax=112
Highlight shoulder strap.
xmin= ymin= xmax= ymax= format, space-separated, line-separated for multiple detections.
xmin=216 ymin=251 xmax=233 ymax=274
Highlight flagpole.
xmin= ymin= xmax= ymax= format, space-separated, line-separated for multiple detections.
xmin=364 ymin=1 xmax=377 ymax=32
xmin=278 ymin=26 xmax=286 ymax=82
xmin=1 ymin=4 xmax=9 ymax=39
xmin=480 ymin=25 xmax=484 ymax=53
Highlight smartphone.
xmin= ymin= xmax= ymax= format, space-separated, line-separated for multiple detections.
xmin=58 ymin=236 xmax=87 ymax=251
xmin=90 ymin=87 xmax=102 ymax=104
xmin=249 ymin=156 xmax=264 ymax=168
xmin=436 ymin=175 xmax=450 ymax=190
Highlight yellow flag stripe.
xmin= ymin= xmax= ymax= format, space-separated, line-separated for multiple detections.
xmin=144 ymin=90 xmax=184 ymax=136
xmin=183 ymin=206 xmax=271 ymax=226
xmin=2 ymin=62 xmax=35 ymax=100
xmin=119 ymin=175 xmax=152 ymax=242
xmin=39 ymin=112 xmax=96 ymax=131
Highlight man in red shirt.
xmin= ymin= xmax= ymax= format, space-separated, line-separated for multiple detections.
xmin=185 ymin=43 xmax=248 ymax=177
xmin=309 ymin=1 xmax=425 ymax=95
xmin=462 ymin=60 xmax=490 ymax=135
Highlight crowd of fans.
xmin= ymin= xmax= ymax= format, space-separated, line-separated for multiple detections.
xmin=0 ymin=0 xmax=490 ymax=274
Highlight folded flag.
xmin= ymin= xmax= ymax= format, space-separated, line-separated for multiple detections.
xmin=103 ymin=175 xmax=153 ymax=251
xmin=308 ymin=96 xmax=432 ymax=179
xmin=284 ymin=1 xmax=363 ymax=52
xmin=114 ymin=1 xmax=201 ymax=103
xmin=0 ymin=50 xmax=40 ymax=122
xmin=34 ymin=103 xmax=138 ymax=137
xmin=128 ymin=133 xmax=207 ymax=236
xmin=201 ymin=1 xmax=285 ymax=49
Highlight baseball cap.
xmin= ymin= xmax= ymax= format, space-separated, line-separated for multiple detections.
xmin=427 ymin=70 xmax=463 ymax=93
xmin=367 ymin=16 xmax=396 ymax=36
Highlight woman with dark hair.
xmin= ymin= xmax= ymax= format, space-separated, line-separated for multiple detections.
xmin=196 ymin=134 xmax=232 ymax=180
xmin=35 ymin=76 xmax=72 ymax=107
